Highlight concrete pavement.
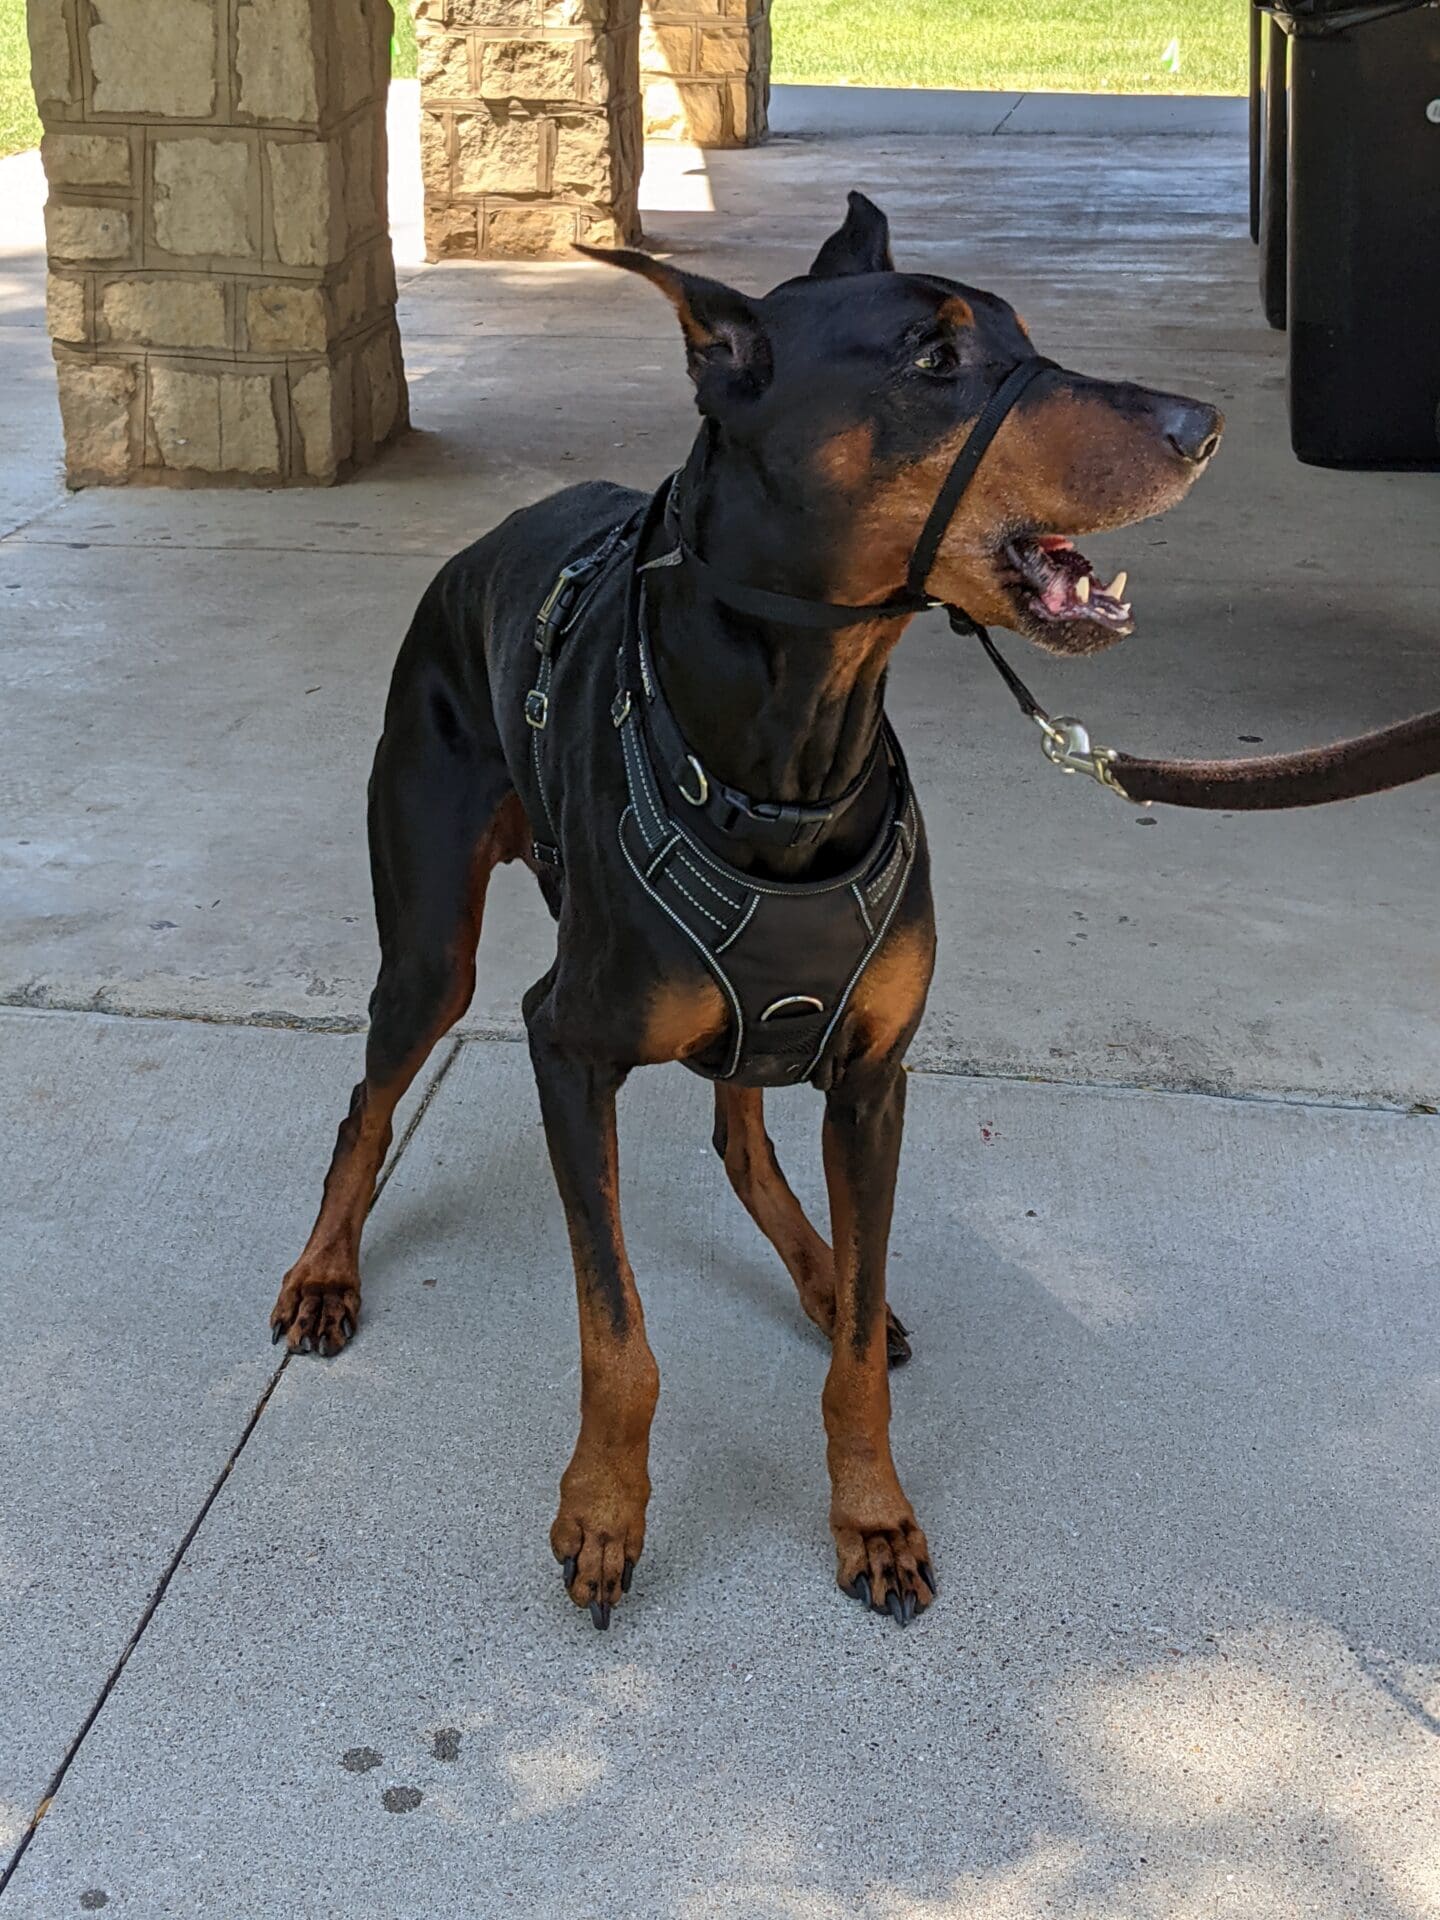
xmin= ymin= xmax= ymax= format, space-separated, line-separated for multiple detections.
xmin=2 ymin=95 xmax=1438 ymax=1920
xmin=3 ymin=1017 xmax=1437 ymax=1917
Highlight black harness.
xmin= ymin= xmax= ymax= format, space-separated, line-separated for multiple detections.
xmin=525 ymin=356 xmax=1054 ymax=1084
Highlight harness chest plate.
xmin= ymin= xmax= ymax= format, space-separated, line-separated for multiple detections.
xmin=615 ymin=702 xmax=919 ymax=1086
xmin=526 ymin=506 xmax=922 ymax=1088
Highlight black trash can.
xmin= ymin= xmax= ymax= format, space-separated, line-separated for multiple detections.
xmin=1277 ymin=0 xmax=1440 ymax=467
xmin=1258 ymin=14 xmax=1289 ymax=329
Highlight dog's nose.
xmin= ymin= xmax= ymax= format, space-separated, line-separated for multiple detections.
xmin=1161 ymin=398 xmax=1224 ymax=466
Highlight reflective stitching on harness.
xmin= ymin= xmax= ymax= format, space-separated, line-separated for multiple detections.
xmin=620 ymin=719 xmax=663 ymax=850
xmin=668 ymin=808 xmax=871 ymax=899
xmin=624 ymin=716 xmax=668 ymax=848
xmin=866 ymin=837 xmax=903 ymax=904
xmin=666 ymin=866 xmax=728 ymax=930
xmin=805 ymin=821 xmax=918 ymax=1077
xmin=674 ymin=848 xmax=745 ymax=913
xmin=619 ymin=806 xmax=744 ymax=1078
xmin=645 ymin=832 xmax=679 ymax=880
xmin=531 ymin=726 xmax=558 ymax=840
xmin=852 ymin=881 xmax=875 ymax=937
xmin=714 ymin=893 xmax=758 ymax=955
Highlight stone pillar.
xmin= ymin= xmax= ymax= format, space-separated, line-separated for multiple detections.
xmin=414 ymin=0 xmax=641 ymax=260
xmin=27 ymin=0 xmax=408 ymax=487
xmin=640 ymin=0 xmax=768 ymax=147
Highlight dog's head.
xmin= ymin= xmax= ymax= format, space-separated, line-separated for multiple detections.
xmin=581 ymin=192 xmax=1221 ymax=655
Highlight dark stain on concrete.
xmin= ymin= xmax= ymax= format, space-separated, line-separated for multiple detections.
xmin=383 ymin=1786 xmax=424 ymax=1813
xmin=431 ymin=1728 xmax=462 ymax=1762
xmin=79 ymin=1895 xmax=109 ymax=1911
xmin=341 ymin=1746 xmax=383 ymax=1773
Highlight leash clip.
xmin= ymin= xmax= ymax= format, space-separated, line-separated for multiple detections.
xmin=1038 ymin=715 xmax=1143 ymax=804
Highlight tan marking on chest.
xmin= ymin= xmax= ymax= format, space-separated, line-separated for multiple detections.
xmin=638 ymin=977 xmax=729 ymax=1064
xmin=843 ymin=921 xmax=936 ymax=1059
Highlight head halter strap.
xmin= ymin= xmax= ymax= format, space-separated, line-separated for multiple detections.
xmin=666 ymin=356 xmax=1056 ymax=632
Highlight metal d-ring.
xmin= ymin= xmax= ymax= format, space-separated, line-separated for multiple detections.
xmin=678 ymin=753 xmax=709 ymax=807
xmin=760 ymin=995 xmax=825 ymax=1021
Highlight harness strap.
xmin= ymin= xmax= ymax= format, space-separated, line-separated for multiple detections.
xmin=905 ymin=359 xmax=1056 ymax=601
xmin=525 ymin=513 xmax=642 ymax=865
xmin=670 ymin=539 xmax=932 ymax=630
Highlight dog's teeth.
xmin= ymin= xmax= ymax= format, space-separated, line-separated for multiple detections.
xmin=1075 ymin=576 xmax=1091 ymax=604
xmin=1107 ymin=571 xmax=1128 ymax=599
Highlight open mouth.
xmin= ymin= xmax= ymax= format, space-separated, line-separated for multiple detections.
xmin=997 ymin=534 xmax=1133 ymax=638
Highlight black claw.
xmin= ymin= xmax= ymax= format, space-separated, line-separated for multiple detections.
xmin=271 ymin=1323 xmax=284 ymax=1345
xmin=886 ymin=1589 xmax=906 ymax=1626
xmin=901 ymin=1589 xmax=918 ymax=1625
xmin=847 ymin=1574 xmax=872 ymax=1610
xmin=562 ymin=1556 xmax=577 ymax=1586
xmin=919 ymin=1560 xmax=937 ymax=1596
xmin=297 ymin=1334 xmax=313 ymax=1355
xmin=621 ymin=1559 xmax=634 ymax=1593
xmin=589 ymin=1599 xmax=611 ymax=1631
xmin=890 ymin=1311 xmax=910 ymax=1339
xmin=317 ymin=1336 xmax=333 ymax=1358
xmin=340 ymin=1314 xmax=354 ymax=1341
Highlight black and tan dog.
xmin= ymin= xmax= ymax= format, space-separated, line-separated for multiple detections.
xmin=270 ymin=194 xmax=1221 ymax=1628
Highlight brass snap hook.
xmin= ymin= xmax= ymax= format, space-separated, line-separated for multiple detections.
xmin=1037 ymin=715 xmax=1142 ymax=803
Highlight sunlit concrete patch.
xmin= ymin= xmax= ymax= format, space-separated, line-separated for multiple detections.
xmin=640 ymin=141 xmax=717 ymax=213
xmin=1045 ymin=1623 xmax=1440 ymax=1917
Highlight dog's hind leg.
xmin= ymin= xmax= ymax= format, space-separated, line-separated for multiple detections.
xmin=270 ymin=678 xmax=528 ymax=1356
xmin=712 ymin=1086 xmax=911 ymax=1368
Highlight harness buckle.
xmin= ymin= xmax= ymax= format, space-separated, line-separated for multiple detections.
xmin=534 ymin=561 xmax=591 ymax=653
xmin=525 ymin=689 xmax=549 ymax=730
xmin=1038 ymin=714 xmax=1142 ymax=803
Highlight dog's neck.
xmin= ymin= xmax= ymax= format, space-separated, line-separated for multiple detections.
xmin=643 ymin=440 xmax=910 ymax=879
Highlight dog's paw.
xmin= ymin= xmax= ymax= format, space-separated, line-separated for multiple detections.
xmin=269 ymin=1262 xmax=360 ymax=1357
xmin=551 ymin=1478 xmax=648 ymax=1630
xmin=834 ymin=1520 xmax=935 ymax=1627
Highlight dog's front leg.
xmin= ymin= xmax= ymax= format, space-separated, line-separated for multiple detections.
xmin=821 ymin=1059 xmax=935 ymax=1625
xmin=528 ymin=1010 xmax=659 ymax=1629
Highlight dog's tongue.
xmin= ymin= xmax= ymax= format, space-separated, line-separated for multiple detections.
xmin=1009 ymin=533 xmax=1132 ymax=628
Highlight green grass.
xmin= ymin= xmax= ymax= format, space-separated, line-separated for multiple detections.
xmin=0 ymin=0 xmax=1242 ymax=162
xmin=772 ymin=0 xmax=1244 ymax=96
xmin=392 ymin=3 xmax=418 ymax=80
xmin=1 ymin=0 xmax=41 ymax=157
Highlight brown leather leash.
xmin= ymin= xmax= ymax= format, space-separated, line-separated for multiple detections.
xmin=966 ymin=617 xmax=1440 ymax=811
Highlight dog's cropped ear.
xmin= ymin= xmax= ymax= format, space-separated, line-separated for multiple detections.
xmin=577 ymin=246 xmax=772 ymax=414
xmin=808 ymin=191 xmax=894 ymax=279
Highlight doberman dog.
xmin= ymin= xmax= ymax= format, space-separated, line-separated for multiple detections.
xmin=270 ymin=193 xmax=1222 ymax=1629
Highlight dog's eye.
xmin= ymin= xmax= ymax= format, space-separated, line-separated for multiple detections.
xmin=913 ymin=342 xmax=957 ymax=374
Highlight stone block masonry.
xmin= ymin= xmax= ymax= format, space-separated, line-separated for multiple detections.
xmin=414 ymin=0 xmax=644 ymax=259
xmin=640 ymin=0 xmax=768 ymax=147
xmin=28 ymin=0 xmax=409 ymax=486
